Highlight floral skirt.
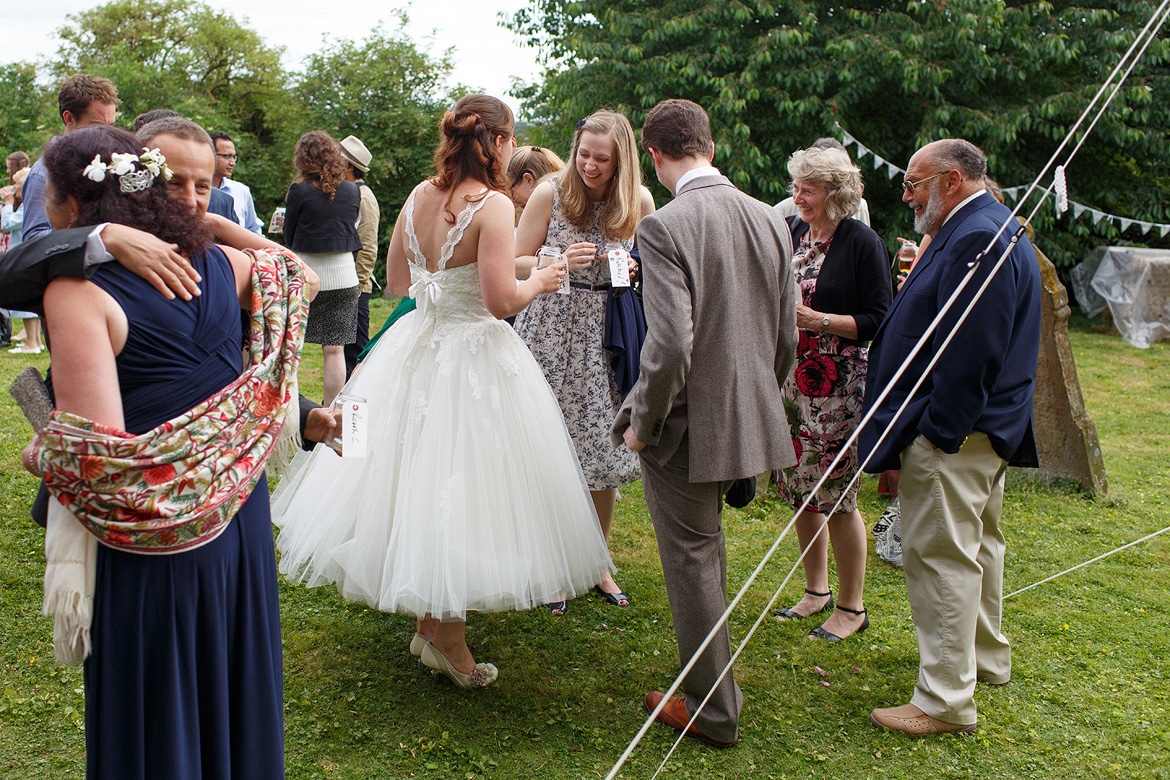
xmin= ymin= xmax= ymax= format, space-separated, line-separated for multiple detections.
xmin=776 ymin=334 xmax=868 ymax=514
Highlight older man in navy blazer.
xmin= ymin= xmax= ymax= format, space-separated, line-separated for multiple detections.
xmin=861 ymin=138 xmax=1040 ymax=737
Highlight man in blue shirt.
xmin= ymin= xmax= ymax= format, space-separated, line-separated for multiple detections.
xmin=210 ymin=132 xmax=263 ymax=234
xmin=21 ymin=75 xmax=119 ymax=244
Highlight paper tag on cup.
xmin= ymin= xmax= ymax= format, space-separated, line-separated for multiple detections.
xmin=327 ymin=393 xmax=368 ymax=458
xmin=341 ymin=399 xmax=367 ymax=458
xmin=608 ymin=247 xmax=631 ymax=288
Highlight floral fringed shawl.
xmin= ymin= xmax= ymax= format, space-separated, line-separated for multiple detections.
xmin=36 ymin=247 xmax=308 ymax=662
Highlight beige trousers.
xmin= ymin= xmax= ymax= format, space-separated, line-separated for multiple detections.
xmin=899 ymin=432 xmax=1012 ymax=725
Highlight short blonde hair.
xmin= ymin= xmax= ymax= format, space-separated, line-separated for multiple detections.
xmin=558 ymin=110 xmax=643 ymax=241
xmin=787 ymin=146 xmax=863 ymax=223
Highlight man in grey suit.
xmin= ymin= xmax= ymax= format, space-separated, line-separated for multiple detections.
xmin=613 ymin=99 xmax=798 ymax=747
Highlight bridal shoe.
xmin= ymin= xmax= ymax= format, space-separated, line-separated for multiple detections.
xmin=420 ymin=642 xmax=498 ymax=689
xmin=409 ymin=632 xmax=429 ymax=658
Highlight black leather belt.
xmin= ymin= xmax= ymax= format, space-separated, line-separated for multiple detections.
xmin=569 ymin=281 xmax=612 ymax=292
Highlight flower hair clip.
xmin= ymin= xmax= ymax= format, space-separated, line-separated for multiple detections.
xmin=83 ymin=147 xmax=174 ymax=193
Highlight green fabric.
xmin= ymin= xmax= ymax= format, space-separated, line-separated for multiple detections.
xmin=357 ymin=296 xmax=417 ymax=362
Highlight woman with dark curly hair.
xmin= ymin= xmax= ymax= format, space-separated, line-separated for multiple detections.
xmin=773 ymin=146 xmax=891 ymax=642
xmin=284 ymin=130 xmax=362 ymax=405
xmin=27 ymin=124 xmax=311 ymax=778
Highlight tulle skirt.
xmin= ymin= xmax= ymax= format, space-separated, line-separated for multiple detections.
xmin=272 ymin=309 xmax=614 ymax=620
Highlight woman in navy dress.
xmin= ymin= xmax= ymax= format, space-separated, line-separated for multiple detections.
xmin=32 ymin=125 xmax=305 ymax=778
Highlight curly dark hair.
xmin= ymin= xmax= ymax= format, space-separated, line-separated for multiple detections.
xmin=293 ymin=131 xmax=347 ymax=200
xmin=42 ymin=125 xmax=212 ymax=257
xmin=431 ymin=94 xmax=513 ymax=223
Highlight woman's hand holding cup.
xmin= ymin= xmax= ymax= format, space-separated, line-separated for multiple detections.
xmin=531 ymin=259 xmax=567 ymax=294
xmin=565 ymin=242 xmax=598 ymax=270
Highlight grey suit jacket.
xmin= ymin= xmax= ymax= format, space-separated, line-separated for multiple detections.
xmin=613 ymin=174 xmax=798 ymax=483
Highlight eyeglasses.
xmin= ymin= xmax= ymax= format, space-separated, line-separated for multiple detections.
xmin=902 ymin=170 xmax=950 ymax=195
xmin=216 ymin=154 xmax=238 ymax=161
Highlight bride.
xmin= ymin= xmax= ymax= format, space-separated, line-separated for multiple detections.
xmin=273 ymin=94 xmax=614 ymax=689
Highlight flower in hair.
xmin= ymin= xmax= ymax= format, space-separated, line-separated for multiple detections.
xmin=79 ymin=149 xmax=173 ymax=193
xmin=108 ymin=153 xmax=138 ymax=177
xmin=83 ymin=155 xmax=107 ymax=182
xmin=138 ymin=147 xmax=172 ymax=180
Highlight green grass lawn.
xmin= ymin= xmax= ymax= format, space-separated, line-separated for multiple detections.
xmin=2 ymin=304 xmax=1168 ymax=778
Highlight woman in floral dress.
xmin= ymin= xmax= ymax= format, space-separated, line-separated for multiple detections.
xmin=773 ymin=146 xmax=892 ymax=642
xmin=513 ymin=111 xmax=656 ymax=610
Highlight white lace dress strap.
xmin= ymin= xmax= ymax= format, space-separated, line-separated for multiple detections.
xmin=437 ymin=189 xmax=498 ymax=271
xmin=402 ymin=184 xmax=428 ymax=270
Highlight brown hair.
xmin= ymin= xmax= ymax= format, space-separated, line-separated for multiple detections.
xmin=641 ymin=99 xmax=712 ymax=161
xmin=508 ymin=146 xmax=564 ymax=188
xmin=42 ymin=125 xmax=212 ymax=257
xmin=57 ymin=74 xmax=119 ymax=120
xmin=294 ymin=131 xmax=348 ymax=200
xmin=138 ymin=116 xmax=215 ymax=153
xmin=558 ymin=110 xmax=642 ymax=240
xmin=430 ymin=94 xmax=514 ymax=223
xmin=7 ymin=151 xmax=30 ymax=171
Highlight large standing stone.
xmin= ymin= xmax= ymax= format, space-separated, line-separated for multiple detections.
xmin=1030 ymin=244 xmax=1107 ymax=494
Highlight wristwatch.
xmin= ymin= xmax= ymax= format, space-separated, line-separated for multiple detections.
xmin=821 ymin=313 xmax=830 ymax=331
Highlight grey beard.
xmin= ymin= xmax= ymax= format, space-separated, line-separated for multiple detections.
xmin=914 ymin=180 xmax=945 ymax=235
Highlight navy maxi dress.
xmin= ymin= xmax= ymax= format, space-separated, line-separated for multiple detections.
xmin=82 ymin=247 xmax=283 ymax=779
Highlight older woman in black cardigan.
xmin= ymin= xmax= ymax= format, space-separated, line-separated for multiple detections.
xmin=773 ymin=146 xmax=892 ymax=642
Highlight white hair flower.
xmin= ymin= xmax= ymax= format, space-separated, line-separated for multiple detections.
xmin=108 ymin=153 xmax=138 ymax=176
xmin=83 ymin=155 xmax=107 ymax=182
xmin=139 ymin=147 xmax=164 ymax=176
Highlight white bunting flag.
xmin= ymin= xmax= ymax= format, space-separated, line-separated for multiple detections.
xmin=1053 ymin=165 xmax=1069 ymax=215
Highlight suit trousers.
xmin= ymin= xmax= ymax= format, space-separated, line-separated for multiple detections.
xmin=899 ymin=432 xmax=1011 ymax=725
xmin=639 ymin=436 xmax=742 ymax=742
xmin=344 ymin=291 xmax=371 ymax=379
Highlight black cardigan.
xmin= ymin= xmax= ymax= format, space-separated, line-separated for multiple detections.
xmin=787 ymin=216 xmax=893 ymax=343
xmin=283 ymin=180 xmax=362 ymax=253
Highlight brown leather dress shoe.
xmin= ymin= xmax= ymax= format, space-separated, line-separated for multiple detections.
xmin=644 ymin=691 xmax=739 ymax=748
xmin=869 ymin=703 xmax=976 ymax=737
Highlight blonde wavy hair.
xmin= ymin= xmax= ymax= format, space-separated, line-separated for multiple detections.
xmin=558 ymin=110 xmax=643 ymax=241
xmin=787 ymin=146 xmax=863 ymax=224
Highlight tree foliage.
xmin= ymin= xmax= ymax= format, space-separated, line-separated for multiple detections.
xmin=0 ymin=0 xmax=454 ymax=274
xmin=289 ymin=19 xmax=456 ymax=287
xmin=50 ymin=0 xmax=290 ymax=216
xmin=0 ymin=64 xmax=55 ymax=160
xmin=507 ymin=0 xmax=1170 ymax=269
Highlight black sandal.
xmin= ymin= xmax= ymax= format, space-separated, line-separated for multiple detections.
xmin=773 ymin=589 xmax=834 ymax=621
xmin=545 ymin=600 xmax=568 ymax=616
xmin=592 ymin=585 xmax=631 ymax=607
xmin=808 ymin=605 xmax=869 ymax=642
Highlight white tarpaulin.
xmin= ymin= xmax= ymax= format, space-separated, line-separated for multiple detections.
xmin=1070 ymin=246 xmax=1170 ymax=348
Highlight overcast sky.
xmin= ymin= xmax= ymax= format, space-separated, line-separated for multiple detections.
xmin=5 ymin=0 xmax=543 ymax=113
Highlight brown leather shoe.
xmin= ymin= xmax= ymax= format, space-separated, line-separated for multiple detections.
xmin=644 ymin=691 xmax=739 ymax=748
xmin=869 ymin=703 xmax=976 ymax=737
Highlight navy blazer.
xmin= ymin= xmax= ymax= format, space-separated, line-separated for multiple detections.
xmin=859 ymin=192 xmax=1041 ymax=473
xmin=208 ymin=187 xmax=239 ymax=223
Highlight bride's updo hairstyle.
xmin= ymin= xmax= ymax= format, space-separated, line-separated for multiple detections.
xmin=43 ymin=125 xmax=212 ymax=257
xmin=431 ymin=94 xmax=514 ymax=223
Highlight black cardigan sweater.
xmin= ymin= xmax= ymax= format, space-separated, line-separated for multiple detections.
xmin=283 ymin=179 xmax=362 ymax=253
xmin=787 ymin=215 xmax=893 ymax=343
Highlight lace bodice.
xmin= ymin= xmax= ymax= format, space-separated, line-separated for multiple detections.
xmin=402 ymin=185 xmax=500 ymax=322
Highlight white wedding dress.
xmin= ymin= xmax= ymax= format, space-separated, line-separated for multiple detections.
xmin=273 ymin=186 xmax=614 ymax=620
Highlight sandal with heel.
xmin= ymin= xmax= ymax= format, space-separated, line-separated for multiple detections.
xmin=773 ymin=589 xmax=833 ymax=621
xmin=808 ymin=604 xmax=869 ymax=642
